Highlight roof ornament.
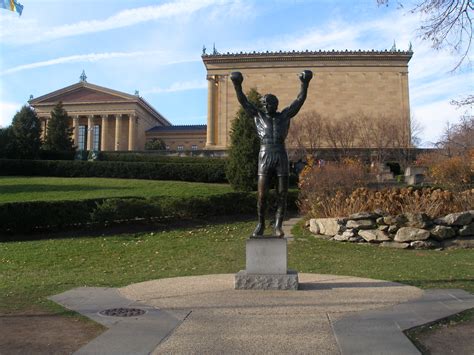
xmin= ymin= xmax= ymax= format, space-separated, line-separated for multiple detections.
xmin=390 ymin=40 xmax=397 ymax=51
xmin=202 ymin=45 xmax=206 ymax=55
xmin=29 ymin=94 xmax=33 ymax=101
xmin=213 ymin=43 xmax=219 ymax=55
xmin=80 ymin=70 xmax=87 ymax=82
xmin=134 ymin=90 xmax=140 ymax=96
xmin=408 ymin=41 xmax=413 ymax=52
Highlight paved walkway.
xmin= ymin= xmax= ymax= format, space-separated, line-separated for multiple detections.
xmin=49 ymin=218 xmax=474 ymax=354
xmin=50 ymin=274 xmax=474 ymax=355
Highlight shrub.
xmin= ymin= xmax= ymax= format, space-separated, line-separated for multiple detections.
xmin=98 ymin=151 xmax=226 ymax=165
xmin=417 ymin=151 xmax=473 ymax=191
xmin=0 ymin=159 xmax=227 ymax=183
xmin=39 ymin=149 xmax=76 ymax=160
xmin=301 ymin=186 xmax=473 ymax=219
xmin=0 ymin=190 xmax=299 ymax=236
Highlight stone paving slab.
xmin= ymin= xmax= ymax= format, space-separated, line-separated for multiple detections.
xmin=120 ymin=273 xmax=423 ymax=354
xmin=49 ymin=276 xmax=474 ymax=355
xmin=49 ymin=287 xmax=187 ymax=355
xmin=332 ymin=288 xmax=474 ymax=355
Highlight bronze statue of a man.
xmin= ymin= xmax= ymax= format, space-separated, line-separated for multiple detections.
xmin=231 ymin=70 xmax=313 ymax=237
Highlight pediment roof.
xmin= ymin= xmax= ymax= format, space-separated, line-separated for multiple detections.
xmin=29 ymin=81 xmax=172 ymax=126
xmin=30 ymin=81 xmax=136 ymax=104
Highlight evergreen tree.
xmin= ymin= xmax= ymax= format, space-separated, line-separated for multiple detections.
xmin=10 ymin=105 xmax=42 ymax=159
xmin=145 ymin=138 xmax=166 ymax=150
xmin=226 ymin=88 xmax=262 ymax=191
xmin=0 ymin=127 xmax=16 ymax=158
xmin=44 ymin=101 xmax=74 ymax=151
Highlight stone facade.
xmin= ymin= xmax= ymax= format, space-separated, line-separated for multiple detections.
xmin=146 ymin=125 xmax=207 ymax=151
xmin=202 ymin=50 xmax=412 ymax=150
xmin=29 ymin=80 xmax=171 ymax=151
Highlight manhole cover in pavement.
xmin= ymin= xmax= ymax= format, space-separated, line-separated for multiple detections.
xmin=99 ymin=307 xmax=147 ymax=317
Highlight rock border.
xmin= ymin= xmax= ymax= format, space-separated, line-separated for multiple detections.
xmin=309 ymin=211 xmax=474 ymax=249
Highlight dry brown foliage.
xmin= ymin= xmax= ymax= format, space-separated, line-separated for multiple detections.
xmin=298 ymin=157 xmax=473 ymax=218
xmin=300 ymin=186 xmax=473 ymax=219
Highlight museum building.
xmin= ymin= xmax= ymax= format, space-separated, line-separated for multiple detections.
xmin=202 ymin=48 xmax=413 ymax=149
xmin=30 ymin=48 xmax=413 ymax=152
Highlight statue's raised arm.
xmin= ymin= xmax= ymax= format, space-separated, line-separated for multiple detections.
xmin=230 ymin=72 xmax=258 ymax=117
xmin=281 ymin=70 xmax=313 ymax=119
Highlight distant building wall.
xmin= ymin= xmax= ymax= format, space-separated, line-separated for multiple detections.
xmin=202 ymin=50 xmax=412 ymax=150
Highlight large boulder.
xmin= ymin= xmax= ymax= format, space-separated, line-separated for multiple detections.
xmin=405 ymin=212 xmax=432 ymax=229
xmin=436 ymin=212 xmax=472 ymax=226
xmin=309 ymin=219 xmax=320 ymax=234
xmin=430 ymin=225 xmax=456 ymax=241
xmin=442 ymin=236 xmax=474 ymax=249
xmin=459 ymin=223 xmax=474 ymax=237
xmin=383 ymin=214 xmax=408 ymax=226
xmin=358 ymin=230 xmax=391 ymax=243
xmin=380 ymin=241 xmax=410 ymax=249
xmin=346 ymin=219 xmax=376 ymax=230
xmin=309 ymin=218 xmax=343 ymax=236
xmin=348 ymin=212 xmax=379 ymax=220
xmin=410 ymin=240 xmax=440 ymax=249
xmin=394 ymin=227 xmax=430 ymax=242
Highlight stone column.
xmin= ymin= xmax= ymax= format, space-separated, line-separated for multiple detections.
xmin=206 ymin=75 xmax=217 ymax=147
xmin=128 ymin=114 xmax=137 ymax=151
xmin=115 ymin=114 xmax=122 ymax=151
xmin=400 ymin=71 xmax=411 ymax=147
xmin=41 ymin=118 xmax=47 ymax=140
xmin=87 ymin=115 xmax=94 ymax=151
xmin=101 ymin=115 xmax=109 ymax=151
xmin=73 ymin=116 xmax=79 ymax=148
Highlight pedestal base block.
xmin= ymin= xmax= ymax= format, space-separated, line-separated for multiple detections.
xmin=235 ymin=270 xmax=299 ymax=290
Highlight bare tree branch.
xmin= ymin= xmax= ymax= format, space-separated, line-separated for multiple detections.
xmin=378 ymin=0 xmax=473 ymax=71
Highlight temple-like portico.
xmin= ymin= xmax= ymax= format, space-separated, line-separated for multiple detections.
xmin=30 ymin=75 xmax=170 ymax=151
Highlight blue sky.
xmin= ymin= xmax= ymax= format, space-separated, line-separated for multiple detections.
xmin=0 ymin=0 xmax=472 ymax=146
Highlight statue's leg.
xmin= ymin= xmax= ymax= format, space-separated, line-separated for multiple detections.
xmin=253 ymin=175 xmax=268 ymax=237
xmin=274 ymin=175 xmax=289 ymax=237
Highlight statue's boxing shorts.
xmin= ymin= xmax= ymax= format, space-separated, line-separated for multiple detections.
xmin=258 ymin=144 xmax=289 ymax=177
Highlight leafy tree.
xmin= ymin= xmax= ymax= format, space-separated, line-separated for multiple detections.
xmin=226 ymin=88 xmax=262 ymax=191
xmin=43 ymin=101 xmax=74 ymax=152
xmin=10 ymin=105 xmax=42 ymax=159
xmin=145 ymin=138 xmax=166 ymax=150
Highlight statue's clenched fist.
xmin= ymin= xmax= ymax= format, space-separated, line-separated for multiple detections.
xmin=230 ymin=71 xmax=243 ymax=85
xmin=299 ymin=70 xmax=313 ymax=84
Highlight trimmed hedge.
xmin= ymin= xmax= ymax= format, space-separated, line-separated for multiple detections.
xmin=98 ymin=152 xmax=227 ymax=165
xmin=0 ymin=190 xmax=298 ymax=236
xmin=38 ymin=150 xmax=76 ymax=161
xmin=0 ymin=159 xmax=226 ymax=183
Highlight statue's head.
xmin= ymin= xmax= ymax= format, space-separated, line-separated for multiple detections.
xmin=261 ymin=94 xmax=278 ymax=115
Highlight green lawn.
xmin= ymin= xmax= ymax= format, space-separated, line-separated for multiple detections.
xmin=0 ymin=176 xmax=232 ymax=203
xmin=1 ymin=220 xmax=473 ymax=313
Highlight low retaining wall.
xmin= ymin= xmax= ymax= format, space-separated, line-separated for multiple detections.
xmin=309 ymin=211 xmax=474 ymax=249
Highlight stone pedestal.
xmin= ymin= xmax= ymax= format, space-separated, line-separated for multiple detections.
xmin=235 ymin=237 xmax=298 ymax=290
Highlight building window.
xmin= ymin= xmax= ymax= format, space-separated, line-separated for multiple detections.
xmin=177 ymin=145 xmax=184 ymax=151
xmin=92 ymin=125 xmax=101 ymax=151
xmin=78 ymin=125 xmax=87 ymax=150
xmin=191 ymin=145 xmax=198 ymax=151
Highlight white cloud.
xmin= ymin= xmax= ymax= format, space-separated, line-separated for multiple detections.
xmin=0 ymin=0 xmax=221 ymax=45
xmin=1 ymin=51 xmax=199 ymax=75
xmin=412 ymin=100 xmax=470 ymax=146
xmin=0 ymin=101 xmax=22 ymax=127
xmin=143 ymin=80 xmax=207 ymax=94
